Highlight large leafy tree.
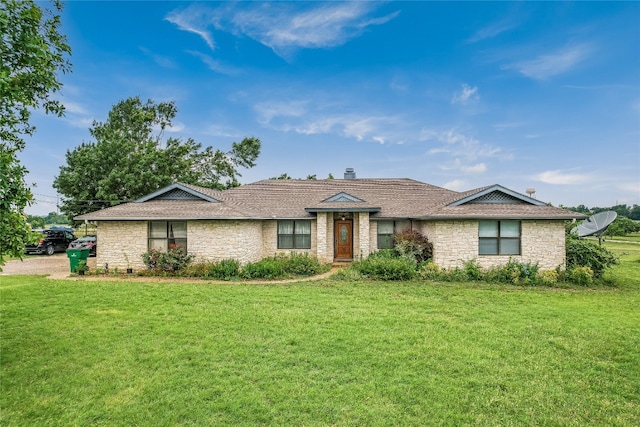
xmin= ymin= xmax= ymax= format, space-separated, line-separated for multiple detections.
xmin=54 ymin=96 xmax=261 ymax=220
xmin=0 ymin=0 xmax=71 ymax=267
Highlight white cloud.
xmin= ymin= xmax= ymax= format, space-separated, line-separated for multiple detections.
xmin=451 ymin=84 xmax=479 ymax=105
xmin=503 ymin=43 xmax=594 ymax=80
xmin=460 ymin=162 xmax=487 ymax=173
xmin=534 ymin=170 xmax=593 ymax=185
xmin=165 ymin=6 xmax=216 ymax=49
xmin=187 ymin=51 xmax=242 ymax=75
xmin=167 ymin=3 xmax=399 ymax=59
xmin=442 ymin=179 xmax=468 ymax=191
xmin=468 ymin=16 xmax=520 ymax=43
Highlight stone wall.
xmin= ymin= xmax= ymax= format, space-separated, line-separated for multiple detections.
xmin=430 ymin=219 xmax=566 ymax=270
xmin=96 ymin=221 xmax=148 ymax=270
xmin=189 ymin=220 xmax=263 ymax=264
xmin=261 ymin=220 xmax=318 ymax=260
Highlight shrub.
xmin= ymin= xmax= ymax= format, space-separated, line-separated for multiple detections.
xmin=352 ymin=256 xmax=416 ymax=280
xmin=570 ymin=266 xmax=594 ymax=286
xmin=566 ymin=234 xmax=618 ymax=278
xmin=538 ymin=270 xmax=559 ymax=286
xmin=282 ymin=252 xmax=330 ymax=276
xmin=206 ymin=259 xmax=241 ymax=280
xmin=463 ymin=259 xmax=483 ymax=281
xmin=141 ymin=247 xmax=193 ymax=272
xmin=393 ymin=229 xmax=433 ymax=263
xmin=417 ymin=261 xmax=441 ymax=280
xmin=241 ymin=257 xmax=286 ymax=280
xmin=484 ymin=259 xmax=540 ymax=285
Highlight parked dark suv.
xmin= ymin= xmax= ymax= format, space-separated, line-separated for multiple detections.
xmin=25 ymin=229 xmax=77 ymax=255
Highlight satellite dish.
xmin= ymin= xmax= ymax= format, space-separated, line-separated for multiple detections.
xmin=573 ymin=211 xmax=617 ymax=244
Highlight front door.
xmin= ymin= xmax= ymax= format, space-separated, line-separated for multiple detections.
xmin=334 ymin=220 xmax=353 ymax=260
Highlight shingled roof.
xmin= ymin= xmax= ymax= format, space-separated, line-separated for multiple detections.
xmin=75 ymin=179 xmax=584 ymax=221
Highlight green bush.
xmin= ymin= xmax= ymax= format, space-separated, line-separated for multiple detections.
xmin=282 ymin=252 xmax=329 ymax=276
xmin=206 ymin=259 xmax=241 ymax=280
xmin=463 ymin=259 xmax=483 ymax=281
xmin=538 ymin=270 xmax=559 ymax=286
xmin=566 ymin=234 xmax=618 ymax=278
xmin=393 ymin=229 xmax=433 ymax=263
xmin=570 ymin=266 xmax=594 ymax=286
xmin=484 ymin=259 xmax=540 ymax=285
xmin=141 ymin=247 xmax=193 ymax=272
xmin=352 ymin=256 xmax=416 ymax=280
xmin=241 ymin=257 xmax=286 ymax=280
xmin=417 ymin=261 xmax=441 ymax=280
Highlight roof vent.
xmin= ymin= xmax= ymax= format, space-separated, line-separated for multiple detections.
xmin=344 ymin=168 xmax=356 ymax=179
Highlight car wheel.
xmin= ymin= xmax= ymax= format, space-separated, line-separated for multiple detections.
xmin=45 ymin=245 xmax=55 ymax=256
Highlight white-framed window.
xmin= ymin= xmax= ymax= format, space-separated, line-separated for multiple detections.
xmin=278 ymin=220 xmax=311 ymax=249
xmin=478 ymin=220 xmax=521 ymax=255
xmin=377 ymin=220 xmax=411 ymax=249
xmin=148 ymin=221 xmax=187 ymax=251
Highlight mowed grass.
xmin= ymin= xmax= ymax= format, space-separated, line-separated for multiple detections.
xmin=2 ymin=258 xmax=639 ymax=425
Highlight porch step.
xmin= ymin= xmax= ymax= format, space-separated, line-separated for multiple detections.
xmin=332 ymin=261 xmax=352 ymax=268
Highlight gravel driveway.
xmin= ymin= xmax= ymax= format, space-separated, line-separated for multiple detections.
xmin=1 ymin=254 xmax=97 ymax=279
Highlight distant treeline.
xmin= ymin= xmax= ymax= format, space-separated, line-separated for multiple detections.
xmin=26 ymin=212 xmax=70 ymax=229
xmin=562 ymin=204 xmax=640 ymax=221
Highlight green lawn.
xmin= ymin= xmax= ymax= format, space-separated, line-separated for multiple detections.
xmin=1 ymin=257 xmax=639 ymax=426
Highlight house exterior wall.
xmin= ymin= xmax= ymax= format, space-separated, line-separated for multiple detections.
xmin=357 ymin=212 xmax=370 ymax=259
xmin=189 ymin=220 xmax=263 ymax=264
xmin=431 ymin=219 xmax=566 ymax=270
xmin=96 ymin=221 xmax=148 ymax=270
xmin=97 ymin=217 xmax=565 ymax=271
xmin=261 ymin=219 xmax=318 ymax=259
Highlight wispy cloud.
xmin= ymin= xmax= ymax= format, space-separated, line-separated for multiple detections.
xmin=165 ymin=5 xmax=216 ymax=49
xmin=451 ymin=84 xmax=479 ymax=105
xmin=139 ymin=47 xmax=176 ymax=69
xmin=421 ymin=128 xmax=509 ymax=164
xmin=503 ymin=43 xmax=594 ymax=80
xmin=534 ymin=169 xmax=594 ymax=185
xmin=468 ymin=16 xmax=520 ymax=43
xmin=187 ymin=51 xmax=242 ymax=75
xmin=166 ymin=2 xmax=399 ymax=58
xmin=254 ymin=99 xmax=403 ymax=144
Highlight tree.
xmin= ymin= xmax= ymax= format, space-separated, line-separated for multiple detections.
xmin=26 ymin=215 xmax=46 ymax=229
xmin=605 ymin=216 xmax=640 ymax=237
xmin=0 ymin=0 xmax=71 ymax=268
xmin=53 ymin=97 xmax=261 ymax=220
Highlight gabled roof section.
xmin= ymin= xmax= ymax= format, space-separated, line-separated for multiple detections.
xmin=136 ymin=183 xmax=221 ymax=203
xmin=448 ymin=184 xmax=546 ymax=207
xmin=322 ymin=192 xmax=364 ymax=203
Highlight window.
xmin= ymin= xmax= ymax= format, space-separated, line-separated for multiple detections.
xmin=377 ymin=220 xmax=411 ymax=249
xmin=478 ymin=220 xmax=520 ymax=255
xmin=278 ymin=220 xmax=311 ymax=249
xmin=148 ymin=221 xmax=187 ymax=251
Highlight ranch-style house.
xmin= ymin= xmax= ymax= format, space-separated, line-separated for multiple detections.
xmin=76 ymin=169 xmax=584 ymax=271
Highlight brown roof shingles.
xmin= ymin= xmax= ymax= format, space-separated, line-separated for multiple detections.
xmin=76 ymin=178 xmax=584 ymax=221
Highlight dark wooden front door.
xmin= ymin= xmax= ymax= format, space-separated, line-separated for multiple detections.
xmin=334 ymin=220 xmax=353 ymax=260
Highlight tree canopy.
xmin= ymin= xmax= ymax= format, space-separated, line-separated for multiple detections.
xmin=53 ymin=96 xmax=261 ymax=220
xmin=0 ymin=0 xmax=71 ymax=267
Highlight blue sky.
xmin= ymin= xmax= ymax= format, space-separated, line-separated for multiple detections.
xmin=23 ymin=1 xmax=640 ymax=216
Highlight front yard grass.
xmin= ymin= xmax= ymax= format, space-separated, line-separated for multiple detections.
xmin=1 ymin=271 xmax=639 ymax=425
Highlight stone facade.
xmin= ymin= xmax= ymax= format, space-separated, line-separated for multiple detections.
xmin=429 ymin=219 xmax=566 ymax=270
xmin=97 ymin=218 xmax=566 ymax=271
xmin=96 ymin=221 xmax=148 ymax=270
xmin=190 ymin=220 xmax=263 ymax=264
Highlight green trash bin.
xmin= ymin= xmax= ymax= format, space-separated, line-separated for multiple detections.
xmin=66 ymin=248 xmax=90 ymax=273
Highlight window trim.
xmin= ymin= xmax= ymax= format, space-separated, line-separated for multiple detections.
xmin=376 ymin=220 xmax=411 ymax=249
xmin=277 ymin=220 xmax=311 ymax=249
xmin=148 ymin=221 xmax=188 ymax=252
xmin=478 ymin=220 xmax=521 ymax=256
